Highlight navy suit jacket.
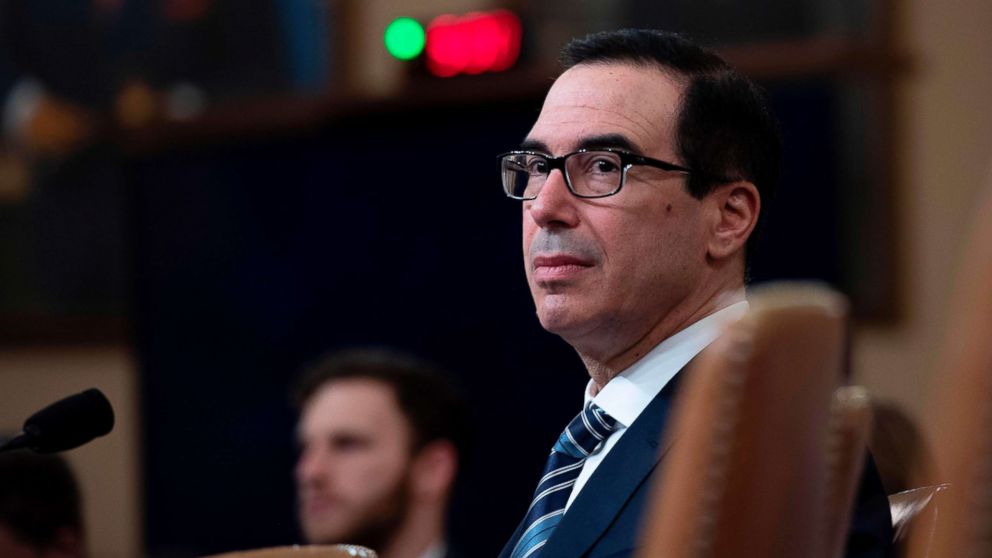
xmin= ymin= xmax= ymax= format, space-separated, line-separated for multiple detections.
xmin=498 ymin=375 xmax=893 ymax=558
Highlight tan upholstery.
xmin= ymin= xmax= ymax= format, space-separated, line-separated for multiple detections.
xmin=202 ymin=545 xmax=377 ymax=558
xmin=905 ymin=187 xmax=992 ymax=558
xmin=823 ymin=386 xmax=873 ymax=558
xmin=636 ymin=283 xmax=847 ymax=558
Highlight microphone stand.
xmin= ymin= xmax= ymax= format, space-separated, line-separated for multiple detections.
xmin=0 ymin=425 xmax=42 ymax=454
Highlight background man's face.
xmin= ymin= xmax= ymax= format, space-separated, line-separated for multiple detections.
xmin=295 ymin=378 xmax=413 ymax=547
xmin=522 ymin=63 xmax=710 ymax=355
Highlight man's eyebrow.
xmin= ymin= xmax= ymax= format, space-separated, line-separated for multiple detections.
xmin=518 ymin=134 xmax=642 ymax=155
xmin=519 ymin=138 xmax=549 ymax=153
xmin=577 ymin=134 xmax=641 ymax=153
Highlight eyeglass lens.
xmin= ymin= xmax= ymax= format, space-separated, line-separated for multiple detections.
xmin=501 ymin=151 xmax=624 ymax=199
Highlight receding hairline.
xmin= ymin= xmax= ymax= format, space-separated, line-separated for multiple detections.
xmin=560 ymin=58 xmax=691 ymax=90
xmin=542 ymin=60 xmax=691 ymax=155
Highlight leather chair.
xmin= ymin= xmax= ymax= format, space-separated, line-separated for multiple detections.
xmin=824 ymin=386 xmax=874 ymax=558
xmin=904 ymin=186 xmax=992 ymax=558
xmin=203 ymin=545 xmax=377 ymax=558
xmin=636 ymin=283 xmax=848 ymax=558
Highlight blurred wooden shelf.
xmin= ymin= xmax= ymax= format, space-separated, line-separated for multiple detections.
xmin=118 ymin=35 xmax=910 ymax=155
xmin=0 ymin=314 xmax=128 ymax=346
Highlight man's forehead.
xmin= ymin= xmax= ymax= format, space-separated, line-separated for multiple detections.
xmin=547 ymin=62 xmax=681 ymax=104
xmin=299 ymin=379 xmax=402 ymax=434
xmin=526 ymin=62 xmax=683 ymax=156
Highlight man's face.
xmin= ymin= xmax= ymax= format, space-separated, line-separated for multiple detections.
xmin=295 ymin=379 xmax=413 ymax=548
xmin=522 ymin=63 xmax=711 ymax=355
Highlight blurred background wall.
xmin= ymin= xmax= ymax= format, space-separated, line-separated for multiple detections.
xmin=0 ymin=0 xmax=990 ymax=556
xmin=0 ymin=348 xmax=141 ymax=557
xmin=854 ymin=0 xmax=992 ymax=438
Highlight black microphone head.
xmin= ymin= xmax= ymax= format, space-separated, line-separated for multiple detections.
xmin=22 ymin=388 xmax=115 ymax=453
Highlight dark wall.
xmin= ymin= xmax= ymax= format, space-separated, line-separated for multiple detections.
xmin=132 ymin=81 xmax=846 ymax=556
xmin=132 ymin=96 xmax=588 ymax=556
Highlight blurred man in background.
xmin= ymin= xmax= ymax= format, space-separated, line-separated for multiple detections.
xmin=0 ymin=450 xmax=86 ymax=558
xmin=293 ymin=349 xmax=470 ymax=558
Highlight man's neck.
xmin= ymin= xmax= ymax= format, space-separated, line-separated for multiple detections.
xmin=378 ymin=504 xmax=446 ymax=558
xmin=579 ymin=286 xmax=745 ymax=390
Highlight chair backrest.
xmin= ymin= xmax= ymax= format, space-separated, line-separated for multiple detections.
xmin=202 ymin=545 xmax=377 ymax=558
xmin=905 ymin=186 xmax=992 ymax=558
xmin=636 ymin=283 xmax=847 ymax=558
xmin=823 ymin=386 xmax=874 ymax=558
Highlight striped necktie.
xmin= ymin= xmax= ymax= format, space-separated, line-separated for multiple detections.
xmin=510 ymin=403 xmax=618 ymax=558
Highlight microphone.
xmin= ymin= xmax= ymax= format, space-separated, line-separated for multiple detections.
xmin=0 ymin=388 xmax=115 ymax=454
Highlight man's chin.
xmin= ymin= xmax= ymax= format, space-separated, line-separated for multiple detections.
xmin=301 ymin=517 xmax=352 ymax=545
xmin=300 ymin=480 xmax=411 ymax=550
xmin=537 ymin=306 xmax=590 ymax=339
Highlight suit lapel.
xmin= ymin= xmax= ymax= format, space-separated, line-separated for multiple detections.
xmin=498 ymin=509 xmax=530 ymax=558
xmin=538 ymin=374 xmax=683 ymax=557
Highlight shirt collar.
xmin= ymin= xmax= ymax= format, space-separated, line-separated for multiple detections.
xmin=419 ymin=541 xmax=447 ymax=558
xmin=586 ymin=300 xmax=749 ymax=427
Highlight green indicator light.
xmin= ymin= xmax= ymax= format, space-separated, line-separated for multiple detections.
xmin=384 ymin=17 xmax=426 ymax=60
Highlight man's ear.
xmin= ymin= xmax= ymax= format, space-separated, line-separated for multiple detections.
xmin=707 ymin=181 xmax=760 ymax=261
xmin=410 ymin=440 xmax=458 ymax=500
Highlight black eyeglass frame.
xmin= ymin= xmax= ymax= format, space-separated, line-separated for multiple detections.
xmin=498 ymin=147 xmax=703 ymax=200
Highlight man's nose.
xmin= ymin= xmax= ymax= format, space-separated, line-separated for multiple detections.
xmin=527 ymin=170 xmax=579 ymax=228
xmin=296 ymin=450 xmax=327 ymax=484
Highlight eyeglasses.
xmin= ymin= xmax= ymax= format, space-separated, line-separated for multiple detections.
xmin=498 ymin=148 xmax=696 ymax=200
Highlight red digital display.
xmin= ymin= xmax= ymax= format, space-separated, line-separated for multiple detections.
xmin=424 ymin=10 xmax=522 ymax=78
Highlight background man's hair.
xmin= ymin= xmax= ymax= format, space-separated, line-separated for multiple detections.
xmin=293 ymin=347 xmax=472 ymax=459
xmin=561 ymin=28 xmax=782 ymax=265
xmin=0 ymin=451 xmax=83 ymax=549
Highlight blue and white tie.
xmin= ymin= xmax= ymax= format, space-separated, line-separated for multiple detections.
xmin=510 ymin=403 xmax=618 ymax=558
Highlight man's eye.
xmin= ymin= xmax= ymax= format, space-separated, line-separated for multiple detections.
xmin=526 ymin=158 xmax=549 ymax=174
xmin=332 ymin=435 xmax=371 ymax=451
xmin=583 ymin=156 xmax=620 ymax=175
xmin=593 ymin=159 xmax=620 ymax=173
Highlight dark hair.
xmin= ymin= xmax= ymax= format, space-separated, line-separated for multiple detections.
xmin=0 ymin=451 xmax=83 ymax=549
xmin=561 ymin=29 xmax=781 ymax=263
xmin=293 ymin=348 xmax=472 ymax=459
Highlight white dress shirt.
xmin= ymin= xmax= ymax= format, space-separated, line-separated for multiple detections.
xmin=419 ymin=541 xmax=447 ymax=558
xmin=564 ymin=300 xmax=749 ymax=510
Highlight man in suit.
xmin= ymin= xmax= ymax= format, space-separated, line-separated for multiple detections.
xmin=293 ymin=348 xmax=471 ymax=558
xmin=497 ymin=29 xmax=893 ymax=557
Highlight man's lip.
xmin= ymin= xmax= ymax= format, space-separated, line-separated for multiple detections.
xmin=532 ymin=254 xmax=593 ymax=268
xmin=301 ymin=494 xmax=337 ymax=514
xmin=531 ymin=254 xmax=593 ymax=282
